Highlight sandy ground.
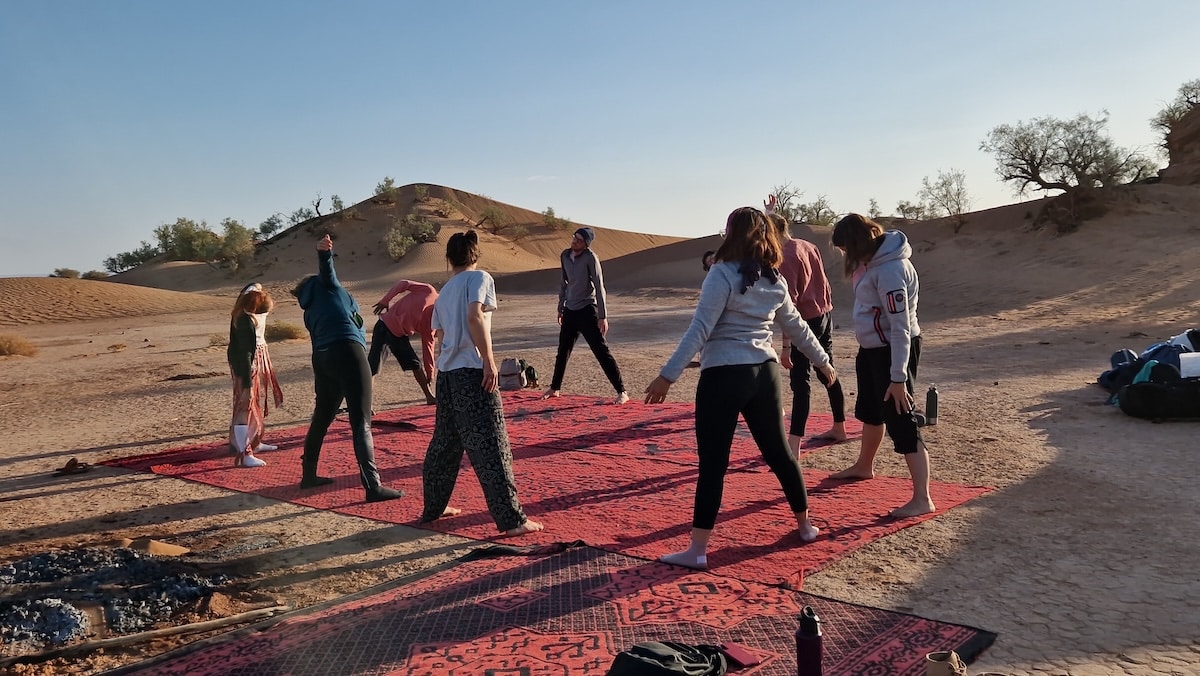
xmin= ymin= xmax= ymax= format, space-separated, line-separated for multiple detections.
xmin=2 ymin=185 xmax=1199 ymax=674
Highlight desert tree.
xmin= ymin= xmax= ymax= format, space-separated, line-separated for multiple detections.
xmin=895 ymin=199 xmax=937 ymax=221
xmin=1151 ymin=79 xmax=1200 ymax=155
xmin=287 ymin=207 xmax=317 ymax=226
xmin=330 ymin=194 xmax=345 ymax=213
xmin=542 ymin=206 xmax=571 ymax=230
xmin=218 ymin=218 xmax=257 ymax=270
xmin=768 ymin=182 xmax=805 ymax=222
xmin=918 ymin=169 xmax=973 ymax=231
xmin=81 ymin=270 xmax=109 ymax=280
xmin=374 ymin=176 xmax=398 ymax=204
xmin=795 ymin=195 xmax=838 ymax=226
xmin=867 ymin=198 xmax=883 ymax=219
xmin=311 ymin=193 xmax=323 ymax=216
xmin=413 ymin=184 xmax=429 ymax=202
xmin=258 ymin=213 xmax=285 ymax=240
xmin=477 ymin=205 xmax=515 ymax=235
xmin=103 ymin=241 xmax=160 ymax=273
xmin=50 ymin=268 xmax=80 ymax=279
xmin=153 ymin=218 xmax=221 ymax=261
xmin=980 ymin=111 xmax=1157 ymax=195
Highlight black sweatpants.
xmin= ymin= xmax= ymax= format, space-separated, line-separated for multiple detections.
xmin=692 ymin=361 xmax=810 ymax=530
xmin=549 ymin=305 xmax=625 ymax=392
xmin=788 ymin=312 xmax=847 ymax=436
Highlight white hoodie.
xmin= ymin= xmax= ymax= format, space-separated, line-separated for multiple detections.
xmin=851 ymin=230 xmax=921 ymax=383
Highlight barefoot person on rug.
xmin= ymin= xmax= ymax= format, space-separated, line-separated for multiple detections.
xmin=764 ymin=195 xmax=848 ymax=454
xmin=226 ymin=282 xmax=284 ymax=468
xmin=292 ymin=234 xmax=403 ymax=503
xmin=644 ymin=206 xmax=836 ymax=570
xmin=368 ymin=277 xmax=438 ymax=405
xmin=827 ymin=214 xmax=934 ymax=519
xmin=420 ymin=230 xmax=542 ymax=537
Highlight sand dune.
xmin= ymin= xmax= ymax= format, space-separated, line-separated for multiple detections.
xmin=0 ymin=276 xmax=228 ymax=328
xmin=4 ymin=183 xmax=1199 ymax=334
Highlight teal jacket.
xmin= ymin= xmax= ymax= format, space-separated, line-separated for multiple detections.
xmin=296 ymin=249 xmax=366 ymax=349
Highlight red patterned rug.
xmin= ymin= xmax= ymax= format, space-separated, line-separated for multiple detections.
xmin=106 ymin=393 xmax=989 ymax=588
xmin=105 ymin=544 xmax=995 ymax=676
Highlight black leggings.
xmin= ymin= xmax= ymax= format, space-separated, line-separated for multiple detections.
xmin=302 ymin=341 xmax=381 ymax=490
xmin=550 ymin=305 xmax=625 ymax=392
xmin=692 ymin=361 xmax=810 ymax=530
xmin=788 ymin=312 xmax=847 ymax=436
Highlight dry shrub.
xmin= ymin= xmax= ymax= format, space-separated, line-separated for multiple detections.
xmin=265 ymin=321 xmax=306 ymax=342
xmin=107 ymin=343 xmax=127 ymax=352
xmin=209 ymin=333 xmax=228 ymax=347
xmin=0 ymin=334 xmax=38 ymax=357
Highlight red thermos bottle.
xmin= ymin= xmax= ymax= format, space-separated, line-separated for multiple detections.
xmin=796 ymin=605 xmax=822 ymax=675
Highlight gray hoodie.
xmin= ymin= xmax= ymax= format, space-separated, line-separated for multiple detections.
xmin=660 ymin=261 xmax=829 ymax=383
xmin=851 ymin=229 xmax=921 ymax=383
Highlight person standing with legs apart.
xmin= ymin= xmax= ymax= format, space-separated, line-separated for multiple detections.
xmin=420 ymin=230 xmax=542 ymax=537
xmin=543 ymin=227 xmax=630 ymax=404
xmin=827 ymin=214 xmax=934 ymax=518
xmin=645 ymin=206 xmax=837 ymax=570
xmin=764 ymin=195 xmax=848 ymax=455
xmin=227 ymin=282 xmax=284 ymax=468
xmin=292 ymin=234 xmax=403 ymax=503
xmin=368 ymin=278 xmax=438 ymax=405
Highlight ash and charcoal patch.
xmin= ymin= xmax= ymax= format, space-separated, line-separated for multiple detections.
xmin=0 ymin=547 xmax=234 ymax=653
xmin=0 ymin=599 xmax=91 ymax=653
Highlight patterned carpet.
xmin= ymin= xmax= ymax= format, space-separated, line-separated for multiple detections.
xmin=105 ymin=543 xmax=997 ymax=676
xmin=106 ymin=392 xmax=990 ymax=588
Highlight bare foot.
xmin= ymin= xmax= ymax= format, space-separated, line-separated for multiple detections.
xmin=420 ymin=506 xmax=462 ymax=522
xmin=812 ymin=427 xmax=848 ymax=442
xmin=614 ymin=391 xmax=630 ymax=405
xmin=828 ymin=466 xmax=874 ymax=480
xmin=541 ymin=388 xmax=560 ymax=400
xmin=889 ymin=499 xmax=936 ymax=518
xmin=502 ymin=519 xmax=544 ymax=537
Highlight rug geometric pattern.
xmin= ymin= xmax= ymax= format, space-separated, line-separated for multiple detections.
xmin=106 ymin=544 xmax=997 ymax=675
xmin=105 ymin=392 xmax=991 ymax=588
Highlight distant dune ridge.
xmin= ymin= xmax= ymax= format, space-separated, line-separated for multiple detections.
xmin=2 ymin=181 xmax=1199 ymax=329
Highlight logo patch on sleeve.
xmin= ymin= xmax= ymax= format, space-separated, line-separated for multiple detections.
xmin=886 ymin=289 xmax=907 ymax=314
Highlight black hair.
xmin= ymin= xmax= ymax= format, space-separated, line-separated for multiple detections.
xmin=446 ymin=230 xmax=480 ymax=267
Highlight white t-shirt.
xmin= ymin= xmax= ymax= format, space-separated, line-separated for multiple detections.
xmin=432 ymin=269 xmax=496 ymax=372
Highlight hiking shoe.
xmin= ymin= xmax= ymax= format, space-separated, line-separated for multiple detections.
xmin=300 ymin=475 xmax=335 ymax=489
xmin=366 ymin=486 xmax=405 ymax=502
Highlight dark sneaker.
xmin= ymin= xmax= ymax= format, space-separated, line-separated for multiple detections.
xmin=300 ymin=476 xmax=335 ymax=489
xmin=366 ymin=486 xmax=405 ymax=503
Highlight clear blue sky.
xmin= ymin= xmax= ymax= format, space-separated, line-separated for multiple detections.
xmin=2 ymin=1 xmax=1197 ymax=276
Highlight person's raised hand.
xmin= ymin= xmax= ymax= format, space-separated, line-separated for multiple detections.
xmin=764 ymin=194 xmax=778 ymax=214
xmin=317 ymin=234 xmax=333 ymax=252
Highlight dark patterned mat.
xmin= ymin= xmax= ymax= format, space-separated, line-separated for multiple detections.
xmin=105 ymin=544 xmax=995 ymax=675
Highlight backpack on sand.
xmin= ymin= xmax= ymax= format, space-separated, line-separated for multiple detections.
xmin=605 ymin=641 xmax=727 ymax=676
xmin=1118 ymin=361 xmax=1200 ymax=421
xmin=498 ymin=357 xmax=527 ymax=391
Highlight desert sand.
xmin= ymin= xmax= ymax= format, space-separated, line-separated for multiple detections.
xmin=1 ymin=181 xmax=1199 ymax=675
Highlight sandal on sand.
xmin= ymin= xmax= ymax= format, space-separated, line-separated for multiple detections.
xmin=53 ymin=458 xmax=92 ymax=476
